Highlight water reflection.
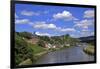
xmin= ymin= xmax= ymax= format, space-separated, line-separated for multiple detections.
xmin=35 ymin=45 xmax=94 ymax=64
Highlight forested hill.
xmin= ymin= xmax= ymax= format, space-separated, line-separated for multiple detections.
xmin=16 ymin=32 xmax=95 ymax=45
xmin=78 ymin=36 xmax=95 ymax=45
xmin=16 ymin=31 xmax=80 ymax=46
xmin=78 ymin=36 xmax=94 ymax=41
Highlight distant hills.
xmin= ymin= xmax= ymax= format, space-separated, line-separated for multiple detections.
xmin=16 ymin=31 xmax=80 ymax=47
xmin=16 ymin=31 xmax=95 ymax=45
xmin=78 ymin=36 xmax=95 ymax=41
xmin=78 ymin=36 xmax=95 ymax=45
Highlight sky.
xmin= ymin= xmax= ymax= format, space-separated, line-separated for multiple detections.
xmin=15 ymin=4 xmax=95 ymax=38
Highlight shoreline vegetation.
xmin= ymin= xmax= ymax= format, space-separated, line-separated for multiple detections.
xmin=19 ymin=51 xmax=48 ymax=65
xmin=15 ymin=31 xmax=95 ymax=66
xmin=83 ymin=45 xmax=94 ymax=55
xmin=18 ymin=45 xmax=72 ymax=65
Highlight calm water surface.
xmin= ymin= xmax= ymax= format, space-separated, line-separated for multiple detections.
xmin=35 ymin=44 xmax=94 ymax=64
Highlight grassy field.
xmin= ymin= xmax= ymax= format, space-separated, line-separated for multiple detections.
xmin=28 ymin=43 xmax=46 ymax=54
xmin=19 ymin=43 xmax=47 ymax=65
xmin=19 ymin=59 xmax=32 ymax=66
xmin=83 ymin=45 xmax=94 ymax=55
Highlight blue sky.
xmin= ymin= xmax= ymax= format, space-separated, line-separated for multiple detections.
xmin=15 ymin=4 xmax=95 ymax=37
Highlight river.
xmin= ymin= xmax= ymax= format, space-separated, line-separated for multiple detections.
xmin=35 ymin=44 xmax=94 ymax=64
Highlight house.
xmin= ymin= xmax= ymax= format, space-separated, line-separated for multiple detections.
xmin=60 ymin=45 xmax=64 ymax=48
xmin=66 ymin=44 xmax=70 ymax=47
xmin=45 ymin=43 xmax=59 ymax=49
xmin=52 ymin=45 xmax=56 ymax=48
xmin=45 ymin=43 xmax=52 ymax=48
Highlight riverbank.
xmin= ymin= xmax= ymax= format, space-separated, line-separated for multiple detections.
xmin=35 ymin=46 xmax=94 ymax=64
xmin=34 ymin=50 xmax=48 ymax=61
xmin=48 ymin=45 xmax=71 ymax=52
xmin=18 ymin=50 xmax=48 ymax=65
xmin=31 ymin=46 xmax=72 ymax=64
xmin=19 ymin=59 xmax=32 ymax=66
xmin=83 ymin=45 xmax=94 ymax=55
xmin=18 ymin=45 xmax=77 ymax=65
xmin=17 ymin=43 xmax=47 ymax=65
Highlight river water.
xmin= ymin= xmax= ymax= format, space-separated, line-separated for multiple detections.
xmin=35 ymin=45 xmax=94 ymax=64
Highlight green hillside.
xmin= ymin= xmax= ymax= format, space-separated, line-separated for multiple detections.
xmin=15 ymin=31 xmax=82 ymax=65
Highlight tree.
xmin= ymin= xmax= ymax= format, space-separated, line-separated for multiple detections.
xmin=18 ymin=32 xmax=33 ymax=39
xmin=37 ymin=40 xmax=45 ymax=47
xmin=15 ymin=34 xmax=34 ymax=65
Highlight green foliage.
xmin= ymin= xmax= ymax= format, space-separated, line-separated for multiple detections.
xmin=17 ymin=32 xmax=33 ymax=39
xmin=15 ymin=32 xmax=80 ymax=65
xmin=50 ymin=34 xmax=79 ymax=46
xmin=29 ymin=43 xmax=45 ymax=54
xmin=39 ymin=36 xmax=50 ymax=41
xmin=15 ymin=34 xmax=34 ymax=65
xmin=37 ymin=34 xmax=80 ymax=47
xmin=83 ymin=45 xmax=94 ymax=55
xmin=37 ymin=40 xmax=45 ymax=47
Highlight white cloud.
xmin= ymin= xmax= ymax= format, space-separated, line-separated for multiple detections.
xmin=79 ymin=28 xmax=94 ymax=37
xmin=15 ymin=13 xmax=18 ymax=18
xmin=90 ymin=31 xmax=94 ymax=35
xmin=82 ymin=29 xmax=90 ymax=32
xmin=70 ymin=34 xmax=79 ymax=38
xmin=84 ymin=10 xmax=94 ymax=18
xmin=71 ymin=30 xmax=94 ymax=38
xmin=35 ymin=32 xmax=51 ymax=36
xmin=15 ymin=19 xmax=30 ymax=24
xmin=32 ymin=21 xmax=76 ymax=33
xmin=73 ymin=17 xmax=79 ymax=21
xmin=43 ymin=10 xmax=49 ymax=14
xmin=74 ymin=19 xmax=94 ymax=29
xmin=59 ymin=28 xmax=76 ymax=32
xmin=21 ymin=10 xmax=39 ymax=16
xmin=81 ymin=32 xmax=92 ymax=37
xmin=53 ymin=10 xmax=75 ymax=21
xmin=33 ymin=21 xmax=57 ymax=29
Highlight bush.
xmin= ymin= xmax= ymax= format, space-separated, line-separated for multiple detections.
xmin=15 ymin=34 xmax=34 ymax=65
xmin=37 ymin=40 xmax=45 ymax=47
xmin=17 ymin=32 xmax=33 ymax=39
xmin=83 ymin=45 xmax=94 ymax=55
